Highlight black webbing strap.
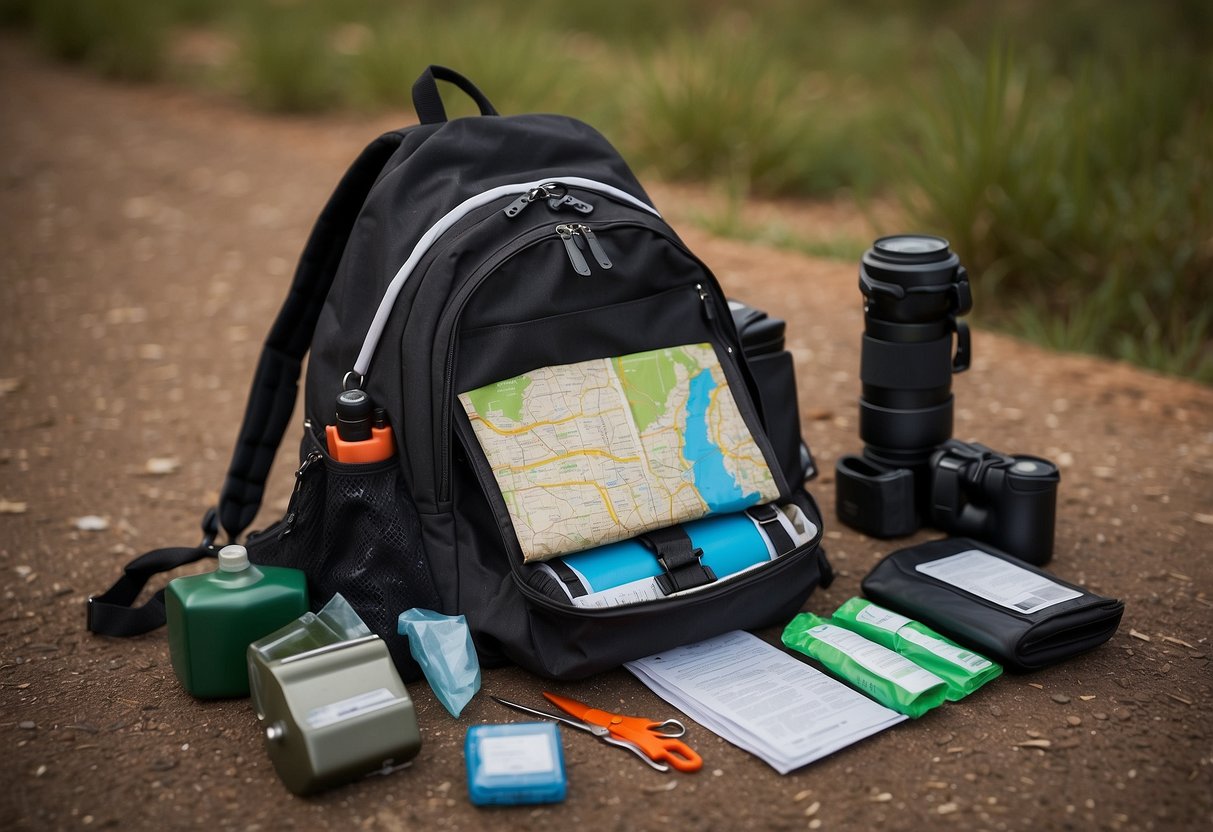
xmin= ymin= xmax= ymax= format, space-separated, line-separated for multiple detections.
xmin=89 ymin=132 xmax=406 ymax=638
xmin=88 ymin=544 xmax=216 ymax=636
xmin=745 ymin=503 xmax=797 ymax=554
xmin=411 ymin=65 xmax=499 ymax=125
xmin=217 ymin=132 xmax=405 ymax=542
xmin=546 ymin=560 xmax=588 ymax=599
xmin=641 ymin=526 xmax=716 ymax=595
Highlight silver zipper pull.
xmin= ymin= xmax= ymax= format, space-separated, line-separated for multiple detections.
xmin=548 ymin=194 xmax=595 ymax=214
xmin=503 ymin=191 xmax=537 ymax=218
xmin=557 ymin=224 xmax=591 ymax=275
xmin=577 ymin=225 xmax=612 ymax=269
xmin=504 ymin=183 xmax=565 ymax=218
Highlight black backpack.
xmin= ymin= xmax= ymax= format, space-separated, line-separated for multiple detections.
xmin=89 ymin=66 xmax=832 ymax=680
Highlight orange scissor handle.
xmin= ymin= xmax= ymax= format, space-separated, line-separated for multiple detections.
xmin=544 ymin=692 xmax=704 ymax=773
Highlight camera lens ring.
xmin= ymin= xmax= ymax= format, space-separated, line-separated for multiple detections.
xmin=871 ymin=234 xmax=951 ymax=264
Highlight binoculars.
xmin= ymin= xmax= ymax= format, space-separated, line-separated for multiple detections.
xmin=835 ymin=236 xmax=1059 ymax=565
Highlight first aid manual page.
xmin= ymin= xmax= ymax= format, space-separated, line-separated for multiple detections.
xmin=626 ymin=630 xmax=906 ymax=773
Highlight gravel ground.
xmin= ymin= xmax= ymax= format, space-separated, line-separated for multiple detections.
xmin=1 ymin=38 xmax=1211 ymax=832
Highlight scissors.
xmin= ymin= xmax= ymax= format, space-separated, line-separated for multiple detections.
xmin=491 ymin=692 xmax=703 ymax=773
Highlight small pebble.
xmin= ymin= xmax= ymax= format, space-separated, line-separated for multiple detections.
xmin=1052 ymin=694 xmax=1071 ymax=704
xmin=73 ymin=515 xmax=109 ymax=532
xmin=18 ymin=721 xmax=36 ymax=730
xmin=1066 ymin=716 xmax=1083 ymax=727
xmin=937 ymin=803 xmax=959 ymax=815
xmin=804 ymin=801 xmax=820 ymax=817
xmin=1093 ymin=712 xmax=1108 ymax=721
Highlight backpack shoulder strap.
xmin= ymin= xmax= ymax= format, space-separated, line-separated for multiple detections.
xmin=218 ymin=130 xmax=405 ymax=541
xmin=87 ymin=131 xmax=405 ymax=637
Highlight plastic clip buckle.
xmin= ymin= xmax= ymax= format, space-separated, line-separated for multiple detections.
xmin=643 ymin=527 xmax=716 ymax=595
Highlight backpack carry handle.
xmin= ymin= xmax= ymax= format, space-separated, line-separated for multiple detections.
xmin=412 ymin=65 xmax=499 ymax=124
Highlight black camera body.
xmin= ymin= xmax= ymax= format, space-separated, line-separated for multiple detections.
xmin=929 ymin=440 xmax=1059 ymax=562
xmin=835 ymin=235 xmax=1060 ymax=565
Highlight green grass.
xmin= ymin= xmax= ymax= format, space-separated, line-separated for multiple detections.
xmin=1 ymin=0 xmax=1209 ymax=381
xmin=901 ymin=42 xmax=1213 ymax=382
xmin=688 ymin=190 xmax=868 ymax=263
xmin=21 ymin=0 xmax=169 ymax=81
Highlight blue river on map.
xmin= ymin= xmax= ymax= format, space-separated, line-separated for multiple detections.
xmin=684 ymin=368 xmax=761 ymax=513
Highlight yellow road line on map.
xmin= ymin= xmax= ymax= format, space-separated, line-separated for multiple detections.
xmin=667 ymin=482 xmax=704 ymax=516
xmin=494 ymin=449 xmax=640 ymax=474
xmin=469 ymin=405 xmax=621 ymax=436
xmin=514 ymin=481 xmax=622 ymax=526
xmin=709 ymin=383 xmax=768 ymax=468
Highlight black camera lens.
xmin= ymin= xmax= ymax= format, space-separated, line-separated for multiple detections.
xmin=857 ymin=234 xmax=972 ymax=501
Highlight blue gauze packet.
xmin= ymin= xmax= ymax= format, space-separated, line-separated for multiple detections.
xmin=398 ymin=608 xmax=481 ymax=717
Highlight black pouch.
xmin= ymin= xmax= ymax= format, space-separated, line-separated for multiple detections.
xmin=861 ymin=538 xmax=1124 ymax=671
xmin=246 ymin=427 xmax=442 ymax=680
xmin=731 ymin=300 xmax=817 ymax=484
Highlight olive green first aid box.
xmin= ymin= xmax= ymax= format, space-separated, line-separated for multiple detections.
xmin=247 ymin=613 xmax=421 ymax=795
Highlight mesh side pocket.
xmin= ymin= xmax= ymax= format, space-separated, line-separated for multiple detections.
xmin=250 ymin=443 xmax=440 ymax=681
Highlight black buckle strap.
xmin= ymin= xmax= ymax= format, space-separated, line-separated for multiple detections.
xmin=745 ymin=503 xmax=796 ymax=555
xmin=546 ymin=559 xmax=588 ymax=599
xmin=641 ymin=526 xmax=716 ymax=595
xmin=87 ymin=543 xmax=216 ymax=636
xmin=87 ymin=509 xmax=220 ymax=637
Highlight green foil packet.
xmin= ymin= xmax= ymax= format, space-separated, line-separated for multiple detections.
xmin=831 ymin=597 xmax=1002 ymax=701
xmin=782 ymin=613 xmax=948 ymax=718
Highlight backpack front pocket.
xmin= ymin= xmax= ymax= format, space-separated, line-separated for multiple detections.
xmin=456 ymin=337 xmax=784 ymax=563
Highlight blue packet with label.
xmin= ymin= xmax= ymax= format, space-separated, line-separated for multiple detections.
xmin=398 ymin=608 xmax=481 ymax=717
xmin=466 ymin=723 xmax=567 ymax=807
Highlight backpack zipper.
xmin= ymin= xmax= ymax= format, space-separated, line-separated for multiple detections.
xmin=504 ymin=183 xmax=596 ymax=218
xmin=577 ymin=224 xmax=612 ymax=269
xmin=352 ymin=177 xmax=659 ymax=378
xmin=435 ymin=217 xmax=753 ymax=503
xmin=556 ymin=224 xmax=591 ymax=275
xmin=556 ymin=224 xmax=613 ymax=275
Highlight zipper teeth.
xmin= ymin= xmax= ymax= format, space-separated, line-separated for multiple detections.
xmin=438 ymin=217 xmax=738 ymax=502
xmin=353 ymin=178 xmax=660 ymax=378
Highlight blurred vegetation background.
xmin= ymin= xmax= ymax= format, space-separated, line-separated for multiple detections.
xmin=3 ymin=0 xmax=1210 ymax=381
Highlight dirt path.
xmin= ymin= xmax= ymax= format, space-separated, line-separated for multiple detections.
xmin=1 ymin=38 xmax=1210 ymax=832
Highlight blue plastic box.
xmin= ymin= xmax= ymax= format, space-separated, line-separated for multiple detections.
xmin=465 ymin=722 xmax=567 ymax=806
